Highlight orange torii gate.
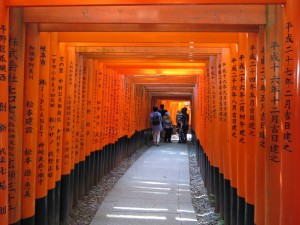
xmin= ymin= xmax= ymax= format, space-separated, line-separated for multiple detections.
xmin=1 ymin=1 xmax=300 ymax=225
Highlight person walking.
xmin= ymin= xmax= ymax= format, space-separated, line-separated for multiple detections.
xmin=176 ymin=110 xmax=183 ymax=143
xmin=162 ymin=112 xmax=173 ymax=143
xmin=180 ymin=107 xmax=189 ymax=143
xmin=158 ymin=104 xmax=167 ymax=118
xmin=150 ymin=106 xmax=163 ymax=146
xmin=158 ymin=104 xmax=168 ymax=140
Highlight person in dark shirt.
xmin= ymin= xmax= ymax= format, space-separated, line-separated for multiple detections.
xmin=158 ymin=104 xmax=168 ymax=139
xmin=158 ymin=104 xmax=167 ymax=118
xmin=179 ymin=107 xmax=189 ymax=143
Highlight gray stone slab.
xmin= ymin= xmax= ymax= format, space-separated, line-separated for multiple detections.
xmin=90 ymin=142 xmax=198 ymax=225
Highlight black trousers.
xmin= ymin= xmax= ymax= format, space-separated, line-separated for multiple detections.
xmin=164 ymin=128 xmax=173 ymax=142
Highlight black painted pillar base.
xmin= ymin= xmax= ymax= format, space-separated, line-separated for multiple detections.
xmin=60 ymin=174 xmax=70 ymax=225
xmin=230 ymin=187 xmax=237 ymax=225
xmin=84 ymin=155 xmax=91 ymax=195
xmin=55 ymin=181 xmax=61 ymax=225
xmin=48 ymin=188 xmax=55 ymax=225
xmin=244 ymin=202 xmax=255 ymax=225
xmin=73 ymin=163 xmax=79 ymax=207
xmin=237 ymin=195 xmax=245 ymax=225
xmin=224 ymin=179 xmax=231 ymax=225
xmin=69 ymin=169 xmax=74 ymax=215
xmin=214 ymin=167 xmax=220 ymax=213
xmin=78 ymin=161 xmax=85 ymax=199
xmin=21 ymin=216 xmax=34 ymax=225
xmin=219 ymin=173 xmax=224 ymax=218
xmin=35 ymin=196 xmax=48 ymax=225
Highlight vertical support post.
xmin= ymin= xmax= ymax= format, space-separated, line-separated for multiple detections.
xmin=92 ymin=60 xmax=98 ymax=184
xmin=86 ymin=59 xmax=93 ymax=189
xmin=265 ymin=5 xmax=283 ymax=225
xmin=229 ymin=43 xmax=238 ymax=225
xmin=72 ymin=52 xmax=80 ymax=207
xmin=209 ymin=56 xmax=219 ymax=210
xmin=281 ymin=0 xmax=300 ymax=224
xmin=78 ymin=54 xmax=86 ymax=199
xmin=244 ymin=32 xmax=257 ymax=225
xmin=221 ymin=48 xmax=231 ymax=225
xmin=55 ymin=43 xmax=67 ymax=224
xmin=22 ymin=23 xmax=39 ymax=225
xmin=236 ymin=33 xmax=248 ymax=225
xmin=8 ymin=7 xmax=24 ymax=225
xmin=61 ymin=45 xmax=75 ymax=224
xmin=81 ymin=58 xmax=89 ymax=194
xmin=216 ymin=54 xmax=224 ymax=218
xmin=35 ymin=31 xmax=50 ymax=225
xmin=0 ymin=2 xmax=9 ymax=224
xmin=66 ymin=48 xmax=76 ymax=216
xmin=254 ymin=25 xmax=266 ymax=225
xmin=83 ymin=59 xmax=91 ymax=194
xmin=48 ymin=32 xmax=58 ymax=225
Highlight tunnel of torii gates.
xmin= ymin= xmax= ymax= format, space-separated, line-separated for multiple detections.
xmin=0 ymin=0 xmax=300 ymax=225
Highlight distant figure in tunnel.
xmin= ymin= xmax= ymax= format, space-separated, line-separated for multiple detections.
xmin=162 ymin=111 xmax=173 ymax=143
xmin=158 ymin=104 xmax=168 ymax=139
xmin=150 ymin=106 xmax=163 ymax=146
xmin=159 ymin=104 xmax=168 ymax=118
xmin=178 ymin=107 xmax=189 ymax=143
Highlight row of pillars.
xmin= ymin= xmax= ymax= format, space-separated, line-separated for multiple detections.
xmin=191 ymin=2 xmax=299 ymax=225
xmin=0 ymin=5 xmax=153 ymax=225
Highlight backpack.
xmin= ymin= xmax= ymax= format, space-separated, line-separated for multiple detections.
xmin=152 ymin=113 xmax=160 ymax=125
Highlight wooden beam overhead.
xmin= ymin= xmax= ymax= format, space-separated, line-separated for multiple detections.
xmin=65 ymin=42 xmax=231 ymax=48
xmin=57 ymin=32 xmax=239 ymax=43
xmin=5 ymin=0 xmax=286 ymax=7
xmin=114 ymin=69 xmax=203 ymax=74
xmin=128 ymin=76 xmax=198 ymax=83
xmin=75 ymin=46 xmax=222 ymax=54
xmin=24 ymin=5 xmax=265 ymax=25
xmin=39 ymin=23 xmax=259 ymax=32
xmin=105 ymin=62 xmax=206 ymax=68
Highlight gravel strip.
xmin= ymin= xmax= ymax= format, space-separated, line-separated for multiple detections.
xmin=70 ymin=142 xmax=221 ymax=225
xmin=188 ymin=143 xmax=222 ymax=224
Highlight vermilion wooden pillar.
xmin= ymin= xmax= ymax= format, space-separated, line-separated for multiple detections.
xmin=236 ymin=32 xmax=248 ymax=225
xmin=207 ymin=57 xmax=215 ymax=199
xmin=216 ymin=53 xmax=225 ymax=217
xmin=67 ymin=47 xmax=76 ymax=215
xmin=202 ymin=65 xmax=209 ymax=163
xmin=0 ymin=2 xmax=9 ymax=225
xmin=60 ymin=45 xmax=75 ymax=224
xmin=281 ymin=0 xmax=300 ymax=224
xmin=80 ymin=57 xmax=89 ymax=192
xmin=72 ymin=52 xmax=80 ymax=206
xmin=244 ymin=32 xmax=257 ymax=225
xmin=92 ymin=59 xmax=100 ymax=184
xmin=8 ymin=7 xmax=24 ymax=225
xmin=97 ymin=62 xmax=104 ymax=151
xmin=85 ymin=58 xmax=93 ymax=190
xmin=55 ymin=43 xmax=68 ymax=224
xmin=264 ymin=5 xmax=283 ymax=225
xmin=77 ymin=54 xmax=86 ymax=199
xmin=35 ymin=31 xmax=50 ymax=225
xmin=254 ymin=25 xmax=266 ymax=225
xmin=22 ymin=23 xmax=39 ymax=225
xmin=48 ymin=32 xmax=58 ymax=225
xmin=221 ymin=48 xmax=231 ymax=225
xmin=204 ymin=65 xmax=212 ymax=195
xmin=229 ymin=43 xmax=238 ymax=225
